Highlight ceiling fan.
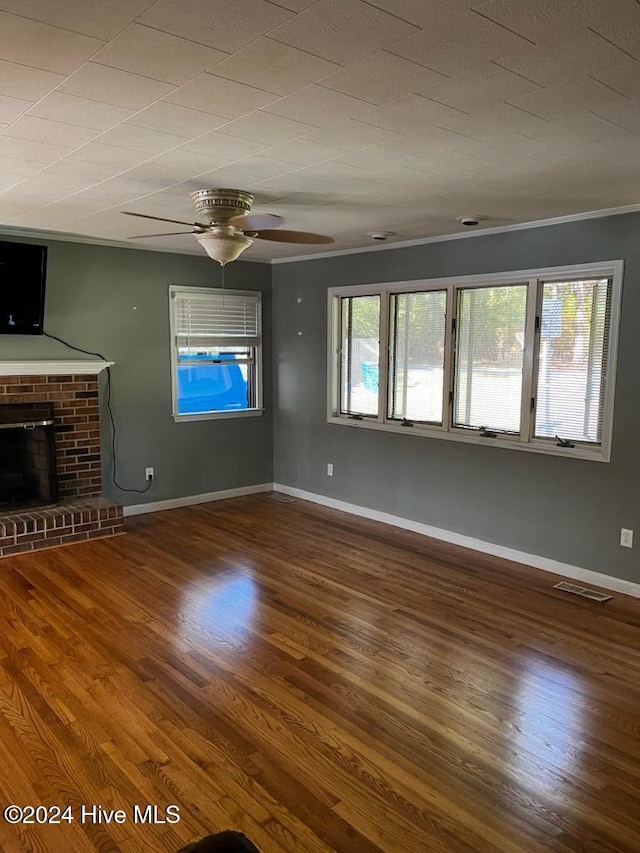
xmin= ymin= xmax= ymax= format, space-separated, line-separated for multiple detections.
xmin=123 ymin=188 xmax=333 ymax=265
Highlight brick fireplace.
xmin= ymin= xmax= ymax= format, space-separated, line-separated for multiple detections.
xmin=0 ymin=362 xmax=124 ymax=557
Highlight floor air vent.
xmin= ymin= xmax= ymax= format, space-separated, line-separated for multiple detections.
xmin=268 ymin=493 xmax=296 ymax=503
xmin=553 ymin=581 xmax=612 ymax=603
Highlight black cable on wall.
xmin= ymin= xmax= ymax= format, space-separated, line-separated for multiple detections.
xmin=44 ymin=331 xmax=152 ymax=494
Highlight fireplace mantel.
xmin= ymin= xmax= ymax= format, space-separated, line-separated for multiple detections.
xmin=0 ymin=360 xmax=113 ymax=376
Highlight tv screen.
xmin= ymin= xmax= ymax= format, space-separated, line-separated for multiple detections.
xmin=0 ymin=240 xmax=47 ymax=335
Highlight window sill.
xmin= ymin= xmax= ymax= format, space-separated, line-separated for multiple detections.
xmin=327 ymin=415 xmax=609 ymax=462
xmin=173 ymin=408 xmax=264 ymax=423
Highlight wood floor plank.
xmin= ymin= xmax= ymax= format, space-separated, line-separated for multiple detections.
xmin=0 ymin=493 xmax=638 ymax=851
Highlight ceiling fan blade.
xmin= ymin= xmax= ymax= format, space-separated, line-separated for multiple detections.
xmin=228 ymin=213 xmax=284 ymax=230
xmin=129 ymin=231 xmax=196 ymax=238
xmin=253 ymin=229 xmax=334 ymax=244
xmin=122 ymin=211 xmax=208 ymax=228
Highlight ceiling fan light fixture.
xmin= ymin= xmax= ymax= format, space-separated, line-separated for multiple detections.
xmin=123 ymin=187 xmax=332 ymax=263
xmin=195 ymin=228 xmax=254 ymax=266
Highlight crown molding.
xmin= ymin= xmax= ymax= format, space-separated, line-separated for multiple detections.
xmin=0 ymin=225 xmax=265 ymax=263
xmin=0 ymin=360 xmax=113 ymax=376
xmin=270 ymin=203 xmax=640 ymax=264
xmin=3 ymin=202 xmax=640 ymax=267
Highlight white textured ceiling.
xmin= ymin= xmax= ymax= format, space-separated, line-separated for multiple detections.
xmin=1 ymin=0 xmax=640 ymax=262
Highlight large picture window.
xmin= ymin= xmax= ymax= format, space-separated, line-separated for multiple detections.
xmin=169 ymin=286 xmax=262 ymax=422
xmin=328 ymin=262 xmax=622 ymax=461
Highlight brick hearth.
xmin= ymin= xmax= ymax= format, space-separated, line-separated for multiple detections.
xmin=0 ymin=369 xmax=123 ymax=557
xmin=0 ymin=498 xmax=123 ymax=556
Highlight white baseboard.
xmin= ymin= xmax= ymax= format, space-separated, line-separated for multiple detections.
xmin=273 ymin=483 xmax=640 ymax=600
xmin=123 ymin=483 xmax=272 ymax=517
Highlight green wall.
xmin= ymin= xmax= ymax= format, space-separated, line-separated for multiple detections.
xmin=271 ymin=213 xmax=640 ymax=585
xmin=0 ymin=236 xmax=273 ymax=505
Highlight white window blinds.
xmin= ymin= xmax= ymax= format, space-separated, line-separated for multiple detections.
xmin=174 ymin=290 xmax=260 ymax=347
xmin=534 ymin=278 xmax=611 ymax=444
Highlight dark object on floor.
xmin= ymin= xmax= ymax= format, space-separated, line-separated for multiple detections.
xmin=178 ymin=830 xmax=261 ymax=853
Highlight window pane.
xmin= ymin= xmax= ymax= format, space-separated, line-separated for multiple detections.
xmin=340 ymin=295 xmax=380 ymax=416
xmin=177 ymin=347 xmax=251 ymax=414
xmin=454 ymin=285 xmax=527 ymax=433
xmin=534 ymin=278 xmax=611 ymax=443
xmin=388 ymin=290 xmax=446 ymax=424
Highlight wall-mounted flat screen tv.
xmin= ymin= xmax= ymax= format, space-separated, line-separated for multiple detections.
xmin=0 ymin=240 xmax=47 ymax=335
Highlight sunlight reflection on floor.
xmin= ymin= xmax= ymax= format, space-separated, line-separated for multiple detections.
xmin=181 ymin=572 xmax=258 ymax=648
xmin=512 ymin=658 xmax=585 ymax=794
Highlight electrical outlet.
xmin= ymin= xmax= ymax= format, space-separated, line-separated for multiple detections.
xmin=146 ymin=467 xmax=154 ymax=481
xmin=620 ymin=528 xmax=633 ymax=548
xmin=327 ymin=463 xmax=334 ymax=477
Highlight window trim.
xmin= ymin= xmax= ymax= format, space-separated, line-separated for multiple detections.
xmin=327 ymin=260 xmax=623 ymax=462
xmin=169 ymin=285 xmax=263 ymax=423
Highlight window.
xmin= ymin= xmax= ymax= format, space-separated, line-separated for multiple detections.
xmin=454 ymin=284 xmax=527 ymax=434
xmin=340 ymin=294 xmax=380 ymax=417
xmin=169 ymin=286 xmax=262 ymax=421
xmin=328 ymin=262 xmax=622 ymax=461
xmin=389 ymin=290 xmax=446 ymax=425
xmin=534 ymin=278 xmax=611 ymax=444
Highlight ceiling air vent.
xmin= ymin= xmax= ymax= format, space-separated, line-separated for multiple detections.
xmin=553 ymin=581 xmax=612 ymax=603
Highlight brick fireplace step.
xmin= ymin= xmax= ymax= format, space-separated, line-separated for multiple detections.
xmin=0 ymin=497 xmax=124 ymax=557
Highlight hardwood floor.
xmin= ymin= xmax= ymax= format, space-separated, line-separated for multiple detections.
xmin=0 ymin=493 xmax=639 ymax=852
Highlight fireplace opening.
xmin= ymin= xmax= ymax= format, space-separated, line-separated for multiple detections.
xmin=0 ymin=403 xmax=58 ymax=511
